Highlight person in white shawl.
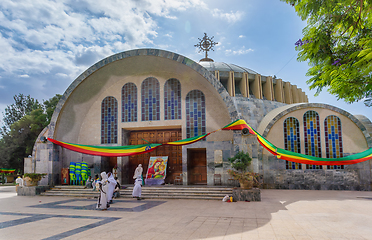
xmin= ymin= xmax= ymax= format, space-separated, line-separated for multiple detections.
xmin=96 ymin=172 xmax=110 ymax=210
xmin=133 ymin=164 xmax=143 ymax=180
xmin=132 ymin=175 xmax=142 ymax=200
xmin=107 ymin=172 xmax=117 ymax=204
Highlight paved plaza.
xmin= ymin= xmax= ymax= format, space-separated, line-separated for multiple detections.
xmin=1 ymin=186 xmax=372 ymax=240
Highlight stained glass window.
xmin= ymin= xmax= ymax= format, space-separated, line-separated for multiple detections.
xmin=186 ymin=90 xmax=206 ymax=138
xmin=325 ymin=115 xmax=344 ymax=169
xmin=141 ymin=77 xmax=160 ymax=121
xmin=303 ymin=110 xmax=322 ymax=169
xmin=283 ymin=117 xmax=302 ymax=169
xmin=122 ymin=83 xmax=137 ymax=122
xmin=164 ymin=78 xmax=181 ymax=120
xmin=101 ymin=96 xmax=118 ymax=144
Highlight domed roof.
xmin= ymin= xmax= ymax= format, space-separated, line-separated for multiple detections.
xmin=199 ymin=62 xmax=258 ymax=74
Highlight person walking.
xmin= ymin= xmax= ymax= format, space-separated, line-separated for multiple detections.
xmin=132 ymin=175 xmax=142 ymax=200
xmin=96 ymin=172 xmax=109 ymax=210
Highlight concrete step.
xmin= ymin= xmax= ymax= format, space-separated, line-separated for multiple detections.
xmin=41 ymin=185 xmax=233 ymax=200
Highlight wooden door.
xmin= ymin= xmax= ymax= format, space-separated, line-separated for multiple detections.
xmin=187 ymin=149 xmax=207 ymax=185
xmin=128 ymin=129 xmax=182 ymax=184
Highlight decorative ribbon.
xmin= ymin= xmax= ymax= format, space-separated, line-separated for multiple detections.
xmin=48 ymin=119 xmax=372 ymax=165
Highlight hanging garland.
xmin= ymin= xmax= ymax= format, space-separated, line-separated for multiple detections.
xmin=48 ymin=119 xmax=372 ymax=165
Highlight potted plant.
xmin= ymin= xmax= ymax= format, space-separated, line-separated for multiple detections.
xmin=24 ymin=173 xmax=47 ymax=186
xmin=227 ymin=151 xmax=258 ymax=189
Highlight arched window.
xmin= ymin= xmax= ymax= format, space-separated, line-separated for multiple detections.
xmin=283 ymin=117 xmax=302 ymax=169
xmin=324 ymin=115 xmax=344 ymax=169
xmin=122 ymin=83 xmax=137 ymax=122
xmin=101 ymin=96 xmax=118 ymax=144
xmin=303 ymin=110 xmax=322 ymax=169
xmin=164 ymin=78 xmax=181 ymax=120
xmin=186 ymin=90 xmax=206 ymax=138
xmin=141 ymin=77 xmax=160 ymax=121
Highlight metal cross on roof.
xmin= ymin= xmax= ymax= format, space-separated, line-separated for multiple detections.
xmin=194 ymin=33 xmax=218 ymax=62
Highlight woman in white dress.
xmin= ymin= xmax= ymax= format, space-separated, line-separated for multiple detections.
xmin=96 ymin=172 xmax=109 ymax=210
xmin=107 ymin=172 xmax=117 ymax=204
xmin=132 ymin=175 xmax=142 ymax=200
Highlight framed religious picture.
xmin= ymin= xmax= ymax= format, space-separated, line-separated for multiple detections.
xmin=145 ymin=156 xmax=168 ymax=185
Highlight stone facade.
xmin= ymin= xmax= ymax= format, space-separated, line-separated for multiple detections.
xmin=29 ymin=48 xmax=372 ymax=191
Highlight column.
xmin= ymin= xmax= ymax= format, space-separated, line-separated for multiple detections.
xmin=274 ymin=78 xmax=284 ymax=102
xmin=263 ymin=76 xmax=274 ymax=101
xmin=228 ymin=71 xmax=235 ymax=97
xmin=283 ymin=82 xmax=293 ymax=104
xmin=241 ymin=72 xmax=249 ymax=97
xmin=254 ymin=74 xmax=262 ymax=99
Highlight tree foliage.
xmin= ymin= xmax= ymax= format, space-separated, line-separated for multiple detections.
xmin=2 ymin=94 xmax=42 ymax=132
xmin=228 ymin=151 xmax=252 ymax=173
xmin=0 ymin=94 xmax=61 ymax=171
xmin=281 ymin=0 xmax=372 ymax=104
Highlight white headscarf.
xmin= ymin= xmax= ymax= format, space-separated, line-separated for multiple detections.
xmin=101 ymin=172 xmax=108 ymax=182
xmin=133 ymin=164 xmax=143 ymax=179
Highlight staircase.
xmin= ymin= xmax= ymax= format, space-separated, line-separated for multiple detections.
xmin=40 ymin=185 xmax=233 ymax=200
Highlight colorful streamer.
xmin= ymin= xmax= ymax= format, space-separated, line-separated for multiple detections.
xmin=222 ymin=120 xmax=372 ymax=165
xmin=0 ymin=168 xmax=16 ymax=173
xmin=48 ymin=119 xmax=372 ymax=165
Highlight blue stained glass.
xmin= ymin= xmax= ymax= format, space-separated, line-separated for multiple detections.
xmin=325 ymin=116 xmax=344 ymax=169
xmin=142 ymin=77 xmax=160 ymax=121
xmin=304 ymin=111 xmax=321 ymax=169
xmin=284 ymin=117 xmax=301 ymax=169
xmin=101 ymin=96 xmax=117 ymax=144
xmin=186 ymin=90 xmax=205 ymax=138
xmin=122 ymin=83 xmax=137 ymax=122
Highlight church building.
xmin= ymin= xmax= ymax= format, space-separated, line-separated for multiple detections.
xmin=28 ymin=40 xmax=372 ymax=190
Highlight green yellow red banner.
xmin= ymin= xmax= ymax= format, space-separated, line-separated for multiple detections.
xmin=0 ymin=168 xmax=16 ymax=173
xmin=48 ymin=119 xmax=372 ymax=165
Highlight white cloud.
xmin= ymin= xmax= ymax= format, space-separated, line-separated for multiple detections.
xmin=212 ymin=9 xmax=243 ymax=23
xmin=225 ymin=46 xmax=254 ymax=55
xmin=0 ymin=0 xmax=205 ymax=79
xmin=239 ymin=35 xmax=245 ymax=38
xmin=19 ymin=74 xmax=30 ymax=78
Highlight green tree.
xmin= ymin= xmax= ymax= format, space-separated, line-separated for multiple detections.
xmin=43 ymin=94 xmax=62 ymax=122
xmin=0 ymin=94 xmax=61 ymax=171
xmin=2 ymin=94 xmax=42 ymax=131
xmin=282 ymin=0 xmax=372 ymax=104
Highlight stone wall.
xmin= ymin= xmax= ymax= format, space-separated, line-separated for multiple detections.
xmin=232 ymin=97 xmax=372 ymax=191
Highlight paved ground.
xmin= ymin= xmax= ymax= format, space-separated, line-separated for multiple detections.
xmin=1 ymin=186 xmax=372 ymax=240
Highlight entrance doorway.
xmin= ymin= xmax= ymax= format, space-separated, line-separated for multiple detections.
xmin=128 ymin=129 xmax=182 ymax=184
xmin=101 ymin=157 xmax=117 ymax=176
xmin=187 ymin=149 xmax=207 ymax=185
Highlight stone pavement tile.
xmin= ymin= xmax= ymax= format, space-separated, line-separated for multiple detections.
xmin=206 ymin=225 xmax=229 ymax=238
xmin=241 ymin=229 xmax=259 ymax=238
xmin=2 ymin=188 xmax=372 ymax=240
xmin=223 ymin=232 xmax=242 ymax=240
xmin=188 ymin=228 xmax=214 ymax=239
xmin=276 ymin=233 xmax=296 ymax=240
xmin=257 ymin=229 xmax=277 ymax=239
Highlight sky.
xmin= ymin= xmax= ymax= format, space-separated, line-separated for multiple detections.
xmin=0 ymin=0 xmax=371 ymax=123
